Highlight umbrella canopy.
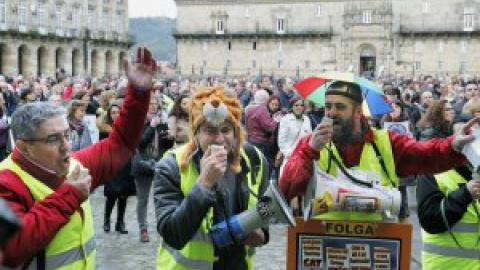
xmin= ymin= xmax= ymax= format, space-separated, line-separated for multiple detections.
xmin=294 ymin=72 xmax=392 ymax=116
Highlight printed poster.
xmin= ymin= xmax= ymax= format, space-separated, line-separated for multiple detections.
xmin=297 ymin=235 xmax=400 ymax=270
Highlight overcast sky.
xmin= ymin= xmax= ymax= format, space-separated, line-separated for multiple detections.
xmin=129 ymin=0 xmax=177 ymax=18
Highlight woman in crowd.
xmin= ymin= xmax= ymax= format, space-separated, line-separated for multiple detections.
xmin=133 ymin=94 xmax=174 ymax=242
xmin=167 ymin=94 xmax=190 ymax=146
xmin=67 ymin=100 xmax=92 ymax=151
xmin=277 ymin=97 xmax=311 ymax=173
xmin=277 ymin=97 xmax=311 ymax=215
xmin=416 ymin=99 xmax=456 ymax=141
xmin=380 ymin=100 xmax=413 ymax=136
xmin=101 ymin=103 xmax=136 ymax=234
xmin=96 ymin=90 xmax=117 ymax=117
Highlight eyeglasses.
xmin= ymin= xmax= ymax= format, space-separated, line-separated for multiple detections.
xmin=201 ymin=126 xmax=234 ymax=136
xmin=23 ymin=130 xmax=72 ymax=146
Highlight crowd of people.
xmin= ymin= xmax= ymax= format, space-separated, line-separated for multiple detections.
xmin=0 ymin=54 xmax=479 ymax=269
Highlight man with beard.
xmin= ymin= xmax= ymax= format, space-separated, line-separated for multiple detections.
xmin=278 ymin=81 xmax=479 ymax=221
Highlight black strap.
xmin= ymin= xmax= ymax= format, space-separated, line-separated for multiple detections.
xmin=370 ymin=141 xmax=396 ymax=187
xmin=326 ymin=141 xmax=396 ymax=188
xmin=243 ymin=144 xmax=260 ymax=186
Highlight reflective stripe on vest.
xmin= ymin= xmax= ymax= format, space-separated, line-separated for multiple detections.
xmin=162 ymin=243 xmax=212 ymax=270
xmin=0 ymin=156 xmax=96 ymax=270
xmin=20 ymin=237 xmax=96 ymax=270
xmin=156 ymin=145 xmax=263 ymax=270
xmin=421 ymin=170 xmax=480 ymax=270
xmin=423 ymin=243 xmax=479 ymax=260
xmin=315 ymin=129 xmax=399 ymax=221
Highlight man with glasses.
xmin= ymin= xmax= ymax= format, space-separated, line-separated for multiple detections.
xmin=153 ymin=86 xmax=270 ymax=270
xmin=279 ymin=81 xmax=480 ymax=221
xmin=0 ymin=47 xmax=155 ymax=269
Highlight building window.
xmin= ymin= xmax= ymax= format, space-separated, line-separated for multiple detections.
xmin=203 ymin=41 xmax=208 ymax=51
xmin=422 ymin=1 xmax=431 ymax=14
xmin=464 ymin=11 xmax=474 ymax=31
xmin=37 ymin=2 xmax=47 ymax=27
xmin=316 ymin=5 xmax=324 ymax=16
xmin=0 ymin=0 xmax=6 ymax=24
xmin=245 ymin=7 xmax=249 ymax=17
xmin=253 ymin=42 xmax=256 ymax=50
xmin=278 ymin=59 xmax=283 ymax=69
xmin=414 ymin=61 xmax=422 ymax=70
xmin=363 ymin=10 xmax=372 ymax=24
xmin=276 ymin=17 xmax=285 ymax=34
xmin=103 ymin=10 xmax=109 ymax=32
xmin=305 ymin=60 xmax=311 ymax=69
xmin=56 ymin=5 xmax=63 ymax=29
xmin=228 ymin=42 xmax=231 ymax=50
xmin=437 ymin=41 xmax=444 ymax=52
xmin=226 ymin=59 xmax=231 ymax=67
xmin=116 ymin=11 xmax=123 ymax=33
xmin=18 ymin=0 xmax=27 ymax=27
xmin=72 ymin=7 xmax=80 ymax=30
xmin=202 ymin=60 xmax=207 ymax=67
xmin=216 ymin=19 xmax=224 ymax=34
xmin=88 ymin=7 xmax=95 ymax=30
xmin=438 ymin=61 xmax=444 ymax=70
xmin=460 ymin=61 xmax=467 ymax=74
xmin=460 ymin=40 xmax=468 ymax=52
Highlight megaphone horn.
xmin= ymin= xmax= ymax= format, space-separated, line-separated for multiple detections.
xmin=210 ymin=180 xmax=296 ymax=248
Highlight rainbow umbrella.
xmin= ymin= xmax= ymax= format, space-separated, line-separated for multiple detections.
xmin=294 ymin=71 xmax=392 ymax=116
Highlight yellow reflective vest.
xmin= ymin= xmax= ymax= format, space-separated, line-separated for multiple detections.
xmin=156 ymin=145 xmax=263 ymax=270
xmin=0 ymin=156 xmax=96 ymax=270
xmin=315 ymin=129 xmax=399 ymax=221
xmin=422 ymin=170 xmax=480 ymax=270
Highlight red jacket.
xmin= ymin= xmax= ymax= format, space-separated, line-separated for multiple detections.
xmin=279 ymin=129 xmax=467 ymax=201
xmin=0 ymin=84 xmax=150 ymax=267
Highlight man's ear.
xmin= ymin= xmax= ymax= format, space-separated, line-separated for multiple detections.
xmin=354 ymin=103 xmax=363 ymax=119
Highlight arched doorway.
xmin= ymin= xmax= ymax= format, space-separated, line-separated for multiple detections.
xmin=18 ymin=44 xmax=31 ymax=76
xmin=118 ymin=51 xmax=127 ymax=76
xmin=55 ymin=47 xmax=66 ymax=72
xmin=37 ymin=46 xmax=48 ymax=77
xmin=72 ymin=48 xmax=81 ymax=76
xmin=105 ymin=50 xmax=113 ymax=76
xmin=359 ymin=45 xmax=376 ymax=78
xmin=90 ymin=50 xmax=98 ymax=76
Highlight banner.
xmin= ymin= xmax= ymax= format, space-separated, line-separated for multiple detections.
xmin=287 ymin=219 xmax=412 ymax=270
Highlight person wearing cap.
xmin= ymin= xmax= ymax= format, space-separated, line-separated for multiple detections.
xmin=0 ymin=47 xmax=155 ymax=269
xmin=416 ymin=117 xmax=480 ymax=270
xmin=278 ymin=80 xmax=480 ymax=221
xmin=153 ymin=86 xmax=270 ymax=270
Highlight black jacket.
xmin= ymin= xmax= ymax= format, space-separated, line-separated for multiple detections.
xmin=416 ymin=166 xmax=475 ymax=234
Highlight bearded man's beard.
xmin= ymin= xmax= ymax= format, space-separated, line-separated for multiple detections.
xmin=331 ymin=116 xmax=361 ymax=144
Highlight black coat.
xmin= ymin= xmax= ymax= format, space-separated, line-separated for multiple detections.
xmin=104 ymin=159 xmax=136 ymax=197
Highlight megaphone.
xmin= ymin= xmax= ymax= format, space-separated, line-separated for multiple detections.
xmin=209 ymin=180 xmax=296 ymax=248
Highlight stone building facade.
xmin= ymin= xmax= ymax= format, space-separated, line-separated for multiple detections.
xmin=174 ymin=0 xmax=480 ymax=77
xmin=0 ymin=0 xmax=132 ymax=78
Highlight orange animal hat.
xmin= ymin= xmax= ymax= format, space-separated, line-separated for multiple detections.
xmin=179 ymin=86 xmax=244 ymax=173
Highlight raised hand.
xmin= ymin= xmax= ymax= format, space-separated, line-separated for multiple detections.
xmin=452 ymin=116 xmax=480 ymax=152
xmin=123 ymin=47 xmax=156 ymax=91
